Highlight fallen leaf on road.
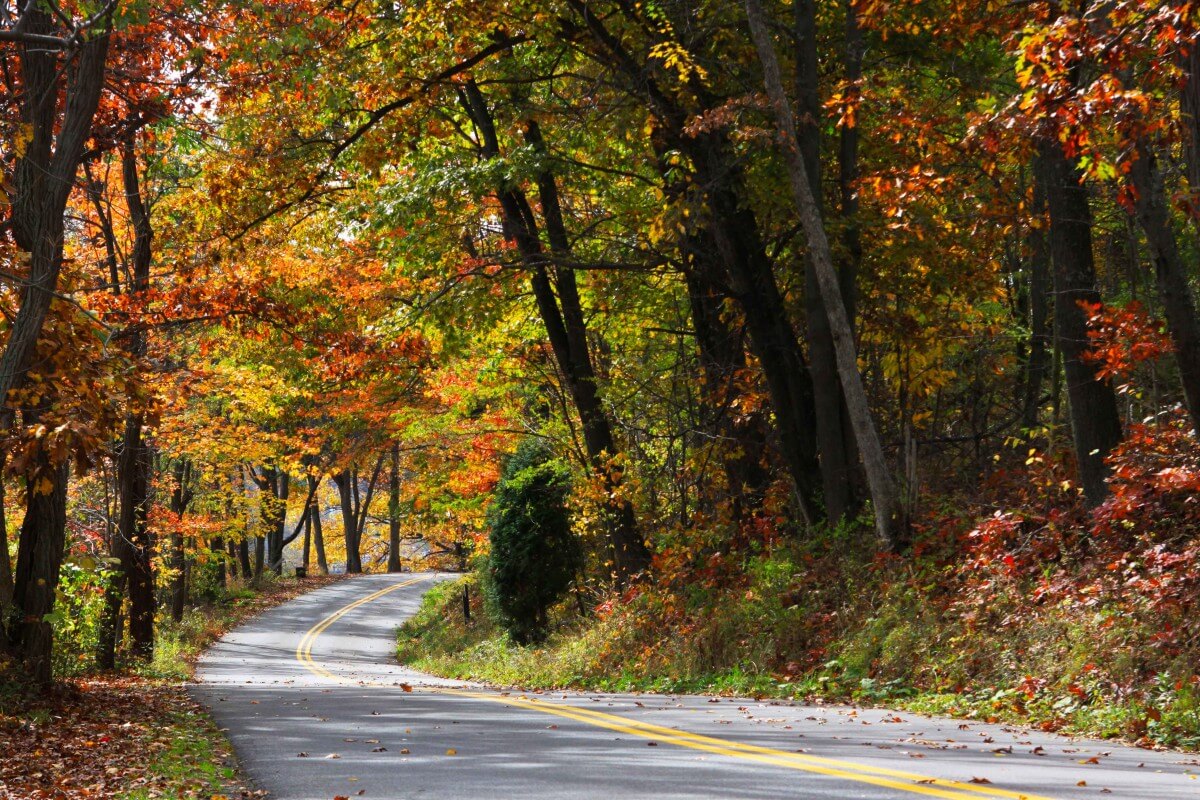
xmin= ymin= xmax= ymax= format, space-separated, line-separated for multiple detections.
xmin=1079 ymin=757 xmax=1101 ymax=764
xmin=399 ymin=748 xmax=410 ymax=754
xmin=297 ymin=752 xmax=309 ymax=758
xmin=446 ymin=749 xmax=457 ymax=755
xmin=969 ymin=777 xmax=992 ymax=784
xmin=915 ymin=779 xmax=936 ymax=785
xmin=325 ymin=754 xmax=341 ymax=759
xmin=400 ymin=684 xmax=413 ymax=692
xmin=1077 ymin=781 xmax=1087 ymax=787
xmin=372 ymin=747 xmax=387 ymax=752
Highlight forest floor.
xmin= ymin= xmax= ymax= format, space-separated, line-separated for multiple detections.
xmin=397 ymin=556 xmax=1200 ymax=754
xmin=0 ymin=572 xmax=345 ymax=799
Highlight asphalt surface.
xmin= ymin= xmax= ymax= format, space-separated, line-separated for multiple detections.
xmin=191 ymin=573 xmax=1200 ymax=799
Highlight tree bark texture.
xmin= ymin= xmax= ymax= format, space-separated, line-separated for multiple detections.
xmin=1035 ymin=141 xmax=1123 ymax=504
xmin=746 ymin=0 xmax=906 ymax=549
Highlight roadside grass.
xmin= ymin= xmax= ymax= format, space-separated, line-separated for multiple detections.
xmin=397 ymin=555 xmax=1200 ymax=751
xmin=136 ymin=574 xmax=343 ymax=681
xmin=118 ymin=704 xmax=239 ymax=800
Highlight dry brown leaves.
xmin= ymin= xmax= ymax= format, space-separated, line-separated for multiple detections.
xmin=0 ymin=676 xmax=247 ymax=799
xmin=0 ymin=574 xmax=348 ymax=798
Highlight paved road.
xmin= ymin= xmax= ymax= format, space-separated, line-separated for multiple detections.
xmin=192 ymin=573 xmax=1199 ymax=799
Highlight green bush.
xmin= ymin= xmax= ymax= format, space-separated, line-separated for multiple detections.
xmin=484 ymin=438 xmax=581 ymax=645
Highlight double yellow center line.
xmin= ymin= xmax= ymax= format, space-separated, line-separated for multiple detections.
xmin=295 ymin=577 xmax=1055 ymax=800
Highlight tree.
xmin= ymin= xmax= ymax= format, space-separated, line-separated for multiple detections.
xmin=485 ymin=439 xmax=582 ymax=645
xmin=744 ymin=0 xmax=906 ymax=548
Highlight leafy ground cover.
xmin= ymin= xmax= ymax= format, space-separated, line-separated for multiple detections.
xmin=1 ymin=573 xmax=344 ymax=799
xmin=398 ymin=506 xmax=1200 ymax=753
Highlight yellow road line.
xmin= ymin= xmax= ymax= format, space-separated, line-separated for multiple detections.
xmin=296 ymin=576 xmax=429 ymax=682
xmin=294 ymin=578 xmax=1058 ymax=800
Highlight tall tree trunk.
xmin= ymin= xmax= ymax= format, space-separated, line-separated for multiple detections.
xmin=237 ymin=539 xmax=252 ymax=581
xmin=460 ymin=83 xmax=650 ymax=582
xmin=335 ymin=469 xmax=362 ymax=574
xmin=1129 ymin=142 xmax=1200 ymax=433
xmin=1022 ymin=178 xmax=1052 ymax=432
xmin=253 ymin=536 xmax=264 ymax=579
xmin=683 ymin=262 xmax=771 ymax=521
xmin=746 ymin=0 xmax=906 ymax=548
xmin=1035 ymin=141 xmax=1123 ymax=503
xmin=213 ymin=537 xmax=227 ymax=590
xmin=249 ymin=467 xmax=290 ymax=574
xmin=0 ymin=478 xmax=11 ymax=616
xmin=302 ymin=512 xmax=312 ymax=571
xmin=95 ymin=567 xmax=124 ymax=670
xmin=564 ymin=1 xmax=824 ymax=522
xmin=387 ymin=442 xmax=402 ymax=573
xmin=117 ymin=132 xmax=156 ymax=659
xmin=168 ymin=461 xmax=193 ymax=623
xmin=1180 ymin=40 xmax=1200 ymax=228
xmin=0 ymin=9 xmax=110 ymax=431
xmin=837 ymin=0 xmax=866 ymax=498
xmin=0 ymin=16 xmax=113 ymax=678
xmin=118 ymin=414 xmax=154 ymax=659
xmin=795 ymin=0 xmax=856 ymax=523
xmin=7 ymin=455 xmax=69 ymax=684
xmin=310 ymin=475 xmax=329 ymax=575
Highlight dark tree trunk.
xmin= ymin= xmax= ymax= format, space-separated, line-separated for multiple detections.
xmin=1022 ymin=177 xmax=1052 ymax=432
xmin=562 ymin=1 xmax=824 ymax=523
xmin=253 ymin=536 xmax=264 ymax=579
xmin=1129 ymin=142 xmax=1200 ymax=433
xmin=118 ymin=414 xmax=154 ymax=660
xmin=1181 ymin=41 xmax=1200 ymax=227
xmin=116 ymin=132 xmax=156 ymax=658
xmin=249 ymin=467 xmax=289 ymax=574
xmin=0 ymin=478 xmax=11 ymax=615
xmin=688 ymin=141 xmax=823 ymax=525
xmin=746 ymin=0 xmax=906 ymax=548
xmin=459 ymin=83 xmax=650 ymax=583
xmin=0 ymin=9 xmax=110 ymax=430
xmin=7 ymin=455 xmax=69 ymax=684
xmin=795 ymin=0 xmax=856 ymax=523
xmin=310 ymin=475 xmax=329 ymax=575
xmin=168 ymin=461 xmax=194 ymax=623
xmin=237 ymin=539 xmax=252 ymax=580
xmin=387 ymin=442 xmax=402 ymax=573
xmin=302 ymin=513 xmax=312 ymax=570
xmin=335 ymin=469 xmax=363 ymax=574
xmin=682 ymin=242 xmax=771 ymax=522
xmin=95 ymin=568 xmax=124 ymax=671
xmin=212 ymin=537 xmax=227 ymax=590
xmin=1036 ymin=141 xmax=1123 ymax=503
xmin=0 ymin=12 xmax=112 ymax=679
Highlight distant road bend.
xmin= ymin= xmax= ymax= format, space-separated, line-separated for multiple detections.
xmin=192 ymin=574 xmax=1199 ymax=799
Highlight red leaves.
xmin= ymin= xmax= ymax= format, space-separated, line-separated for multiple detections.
xmin=1082 ymin=300 xmax=1174 ymax=385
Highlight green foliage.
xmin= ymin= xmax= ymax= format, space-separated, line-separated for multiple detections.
xmin=48 ymin=558 xmax=112 ymax=677
xmin=484 ymin=439 xmax=582 ymax=645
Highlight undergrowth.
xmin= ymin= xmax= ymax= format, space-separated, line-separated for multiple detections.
xmin=399 ymin=504 xmax=1200 ymax=751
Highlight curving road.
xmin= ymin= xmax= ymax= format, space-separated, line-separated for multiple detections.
xmin=191 ymin=573 xmax=1199 ymax=799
